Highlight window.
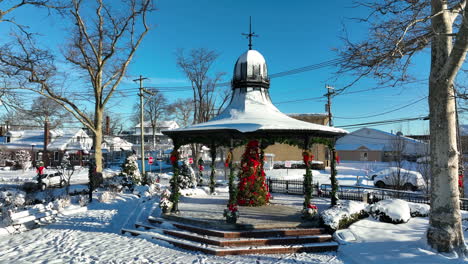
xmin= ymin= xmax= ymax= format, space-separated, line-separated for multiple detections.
xmin=54 ymin=151 xmax=59 ymax=161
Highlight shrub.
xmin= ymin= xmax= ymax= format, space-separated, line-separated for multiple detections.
xmin=320 ymin=200 xmax=368 ymax=231
xmin=367 ymin=199 xmax=411 ymax=224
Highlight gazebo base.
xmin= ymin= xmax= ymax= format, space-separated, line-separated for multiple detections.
xmin=118 ymin=194 xmax=337 ymax=256
xmin=161 ymin=200 xmax=320 ymax=230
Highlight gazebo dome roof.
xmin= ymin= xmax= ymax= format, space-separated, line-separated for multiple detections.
xmin=232 ymin=50 xmax=270 ymax=89
xmin=163 ymin=49 xmax=347 ymax=145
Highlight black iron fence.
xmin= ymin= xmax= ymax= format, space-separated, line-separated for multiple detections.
xmin=266 ymin=178 xmax=468 ymax=210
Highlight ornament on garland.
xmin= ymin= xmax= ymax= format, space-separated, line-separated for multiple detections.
xmin=302 ymin=151 xmax=314 ymax=167
xmin=224 ymin=152 xmax=232 ymax=167
xmin=223 ymin=203 xmax=239 ymax=223
xmin=302 ymin=203 xmax=318 ymax=220
xmin=170 ymin=150 xmax=179 ymax=165
xmin=237 ymin=140 xmax=271 ymax=206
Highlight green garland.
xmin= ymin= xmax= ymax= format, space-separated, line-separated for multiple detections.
xmin=303 ymin=164 xmax=313 ymax=209
xmin=209 ymin=146 xmax=216 ymax=194
xmin=228 ymin=149 xmax=237 ymax=206
xmin=330 ymin=144 xmax=339 ymax=206
xmin=169 ymin=143 xmax=181 ymax=213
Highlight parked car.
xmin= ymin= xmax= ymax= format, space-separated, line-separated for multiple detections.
xmin=34 ymin=172 xmax=67 ymax=191
xmin=371 ymin=167 xmax=426 ymax=191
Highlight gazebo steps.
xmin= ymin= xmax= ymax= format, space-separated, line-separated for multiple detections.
xmin=148 ymin=216 xmax=328 ymax=238
xmin=125 ymin=217 xmax=338 ymax=256
xmin=121 ymin=227 xmax=338 ymax=256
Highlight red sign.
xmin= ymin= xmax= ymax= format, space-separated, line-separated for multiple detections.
xmin=148 ymin=156 xmax=154 ymax=165
xmin=188 ymin=157 xmax=193 ymax=164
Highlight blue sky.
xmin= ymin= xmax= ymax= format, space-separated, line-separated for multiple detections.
xmin=2 ymin=0 xmax=459 ymax=135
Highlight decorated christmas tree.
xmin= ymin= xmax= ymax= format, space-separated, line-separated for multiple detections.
xmin=237 ymin=140 xmax=271 ymax=206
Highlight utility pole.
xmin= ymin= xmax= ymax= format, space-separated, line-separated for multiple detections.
xmin=134 ymin=75 xmax=148 ymax=180
xmin=324 ymin=84 xmax=338 ymax=206
xmin=324 ymin=84 xmax=335 ymax=126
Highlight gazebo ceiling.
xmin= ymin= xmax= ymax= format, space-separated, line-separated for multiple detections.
xmin=162 ymin=49 xmax=347 ymax=146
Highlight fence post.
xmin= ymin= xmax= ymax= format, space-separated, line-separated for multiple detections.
xmin=286 ymin=180 xmax=289 ymax=194
xmin=269 ymin=178 xmax=273 ymax=193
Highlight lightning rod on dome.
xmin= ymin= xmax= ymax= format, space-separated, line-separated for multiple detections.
xmin=242 ymin=16 xmax=258 ymax=50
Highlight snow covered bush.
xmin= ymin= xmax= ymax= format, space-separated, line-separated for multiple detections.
xmin=320 ymin=200 xmax=368 ymax=231
xmin=0 ymin=190 xmax=27 ymax=208
xmin=52 ymin=196 xmax=71 ymax=210
xmin=14 ymin=150 xmax=31 ymax=172
xmin=133 ymin=185 xmax=158 ymax=198
xmin=78 ymin=195 xmax=89 ymax=207
xmin=99 ymin=191 xmax=115 ymax=203
xmin=408 ymin=202 xmax=430 ymax=217
xmin=121 ymin=155 xmax=141 ymax=184
xmin=367 ymin=199 xmax=411 ymax=224
xmin=159 ymin=189 xmax=173 ymax=213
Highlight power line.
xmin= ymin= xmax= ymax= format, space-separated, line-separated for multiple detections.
xmin=337 ymin=116 xmax=429 ymax=129
xmin=334 ymin=96 xmax=428 ymax=120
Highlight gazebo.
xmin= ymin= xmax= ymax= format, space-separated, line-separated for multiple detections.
xmin=163 ymin=47 xmax=347 ymax=222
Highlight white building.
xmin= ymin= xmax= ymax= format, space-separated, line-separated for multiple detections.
xmin=336 ymin=128 xmax=428 ymax=162
xmin=0 ymin=128 xmax=93 ymax=166
xmin=133 ymin=120 xmax=179 ymax=145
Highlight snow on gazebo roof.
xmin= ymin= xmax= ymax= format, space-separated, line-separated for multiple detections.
xmin=163 ymin=49 xmax=347 ymax=144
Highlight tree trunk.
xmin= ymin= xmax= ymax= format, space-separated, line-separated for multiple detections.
xmin=94 ymin=109 xmax=103 ymax=173
xmin=427 ymin=2 xmax=466 ymax=254
xmin=152 ymin=123 xmax=156 ymax=151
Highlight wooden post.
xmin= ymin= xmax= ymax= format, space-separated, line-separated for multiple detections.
xmin=330 ymin=140 xmax=339 ymax=206
xmin=170 ymin=140 xmax=181 ymax=213
xmin=228 ymin=139 xmax=236 ymax=206
xmin=209 ymin=142 xmax=216 ymax=194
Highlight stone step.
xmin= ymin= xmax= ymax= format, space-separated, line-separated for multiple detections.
xmin=136 ymin=222 xmax=332 ymax=247
xmin=147 ymin=216 xmax=328 ymax=238
xmin=121 ymin=227 xmax=339 ymax=256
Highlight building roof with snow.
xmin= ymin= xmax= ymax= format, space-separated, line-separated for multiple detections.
xmin=1 ymin=128 xmax=92 ymax=152
xmin=103 ymin=136 xmax=133 ymax=151
xmin=336 ymin=127 xmax=428 ymax=155
xmin=135 ymin=120 xmax=179 ymax=130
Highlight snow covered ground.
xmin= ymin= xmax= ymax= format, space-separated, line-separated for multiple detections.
xmin=0 ymin=161 xmax=467 ymax=263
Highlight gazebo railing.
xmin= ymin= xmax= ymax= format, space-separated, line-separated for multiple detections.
xmin=267 ymin=178 xmax=319 ymax=195
xmin=265 ymin=178 xmax=468 ymax=210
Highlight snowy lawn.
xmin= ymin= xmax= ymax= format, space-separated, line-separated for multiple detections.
xmin=0 ymin=192 xmax=342 ymax=264
xmin=0 ymin=161 xmax=467 ymax=263
xmin=1 ymin=189 xmax=467 ymax=263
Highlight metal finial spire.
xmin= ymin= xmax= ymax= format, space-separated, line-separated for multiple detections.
xmin=241 ymin=16 xmax=258 ymax=50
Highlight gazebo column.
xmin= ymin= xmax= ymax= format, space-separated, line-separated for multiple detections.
xmin=169 ymin=141 xmax=181 ymax=213
xmin=227 ymin=139 xmax=236 ymax=206
xmin=330 ymin=139 xmax=339 ymax=206
xmin=209 ymin=142 xmax=217 ymax=194
xmin=302 ymin=137 xmax=314 ymax=214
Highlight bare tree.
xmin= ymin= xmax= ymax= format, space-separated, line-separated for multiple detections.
xmin=337 ymin=0 xmax=467 ymax=254
xmin=28 ymin=96 xmax=71 ymax=128
xmin=0 ymin=0 xmax=154 ymax=173
xmin=167 ymin=98 xmax=194 ymax=128
xmin=176 ymin=48 xmax=229 ymax=161
xmin=176 ymin=48 xmax=228 ymax=124
xmin=417 ymin=139 xmax=431 ymax=195
xmin=0 ymin=1 xmax=60 ymax=113
xmin=133 ymin=89 xmax=168 ymax=150
xmin=389 ymin=134 xmax=411 ymax=191
xmin=102 ymin=111 xmax=125 ymax=136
